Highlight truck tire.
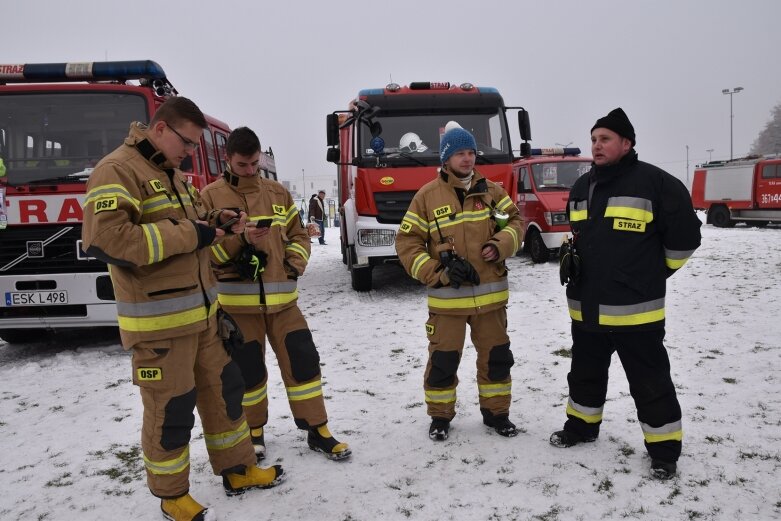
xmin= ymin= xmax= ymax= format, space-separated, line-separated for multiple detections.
xmin=348 ymin=246 xmax=373 ymax=292
xmin=710 ymin=205 xmax=735 ymax=228
xmin=527 ymin=229 xmax=551 ymax=263
xmin=0 ymin=329 xmax=34 ymax=344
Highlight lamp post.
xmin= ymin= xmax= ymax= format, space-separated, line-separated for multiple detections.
xmin=686 ymin=145 xmax=689 ymax=185
xmin=706 ymin=148 xmax=714 ymax=163
xmin=301 ymin=168 xmax=305 ymax=198
xmin=721 ymin=87 xmax=744 ymax=160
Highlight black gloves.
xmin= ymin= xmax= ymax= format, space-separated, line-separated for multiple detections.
xmin=559 ymin=237 xmax=581 ymax=286
xmin=217 ymin=309 xmax=244 ymax=355
xmin=446 ymin=256 xmax=480 ymax=289
xmin=235 ymin=246 xmax=268 ymax=281
xmin=194 ymin=221 xmax=217 ymax=249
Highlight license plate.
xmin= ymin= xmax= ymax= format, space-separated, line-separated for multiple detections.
xmin=5 ymin=290 xmax=69 ymax=306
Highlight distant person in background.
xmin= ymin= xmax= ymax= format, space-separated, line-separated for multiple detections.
xmin=308 ymin=190 xmax=327 ymax=245
xmin=552 ymin=107 xmax=702 ymax=481
xmin=201 ymin=127 xmax=351 ymax=463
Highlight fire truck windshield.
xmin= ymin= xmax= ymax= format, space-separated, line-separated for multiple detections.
xmin=0 ymin=92 xmax=147 ymax=186
xmin=358 ymin=111 xmax=510 ymax=166
xmin=531 ymin=161 xmax=592 ymax=191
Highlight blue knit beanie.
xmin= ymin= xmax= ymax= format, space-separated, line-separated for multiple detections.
xmin=440 ymin=127 xmax=477 ymax=164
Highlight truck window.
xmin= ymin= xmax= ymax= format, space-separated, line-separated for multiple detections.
xmin=761 ymin=164 xmax=777 ymax=179
xmin=202 ymin=128 xmax=219 ymax=176
xmin=0 ymin=92 xmax=147 ymax=185
xmin=519 ymin=168 xmax=532 ymax=192
xmin=215 ymin=132 xmax=228 ymax=174
xmin=531 ymin=162 xmax=591 ymax=191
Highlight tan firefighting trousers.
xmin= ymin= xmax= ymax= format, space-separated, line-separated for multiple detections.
xmin=423 ymin=308 xmax=514 ymax=420
xmin=231 ymin=306 xmax=327 ymax=430
xmin=131 ymin=317 xmax=256 ymax=498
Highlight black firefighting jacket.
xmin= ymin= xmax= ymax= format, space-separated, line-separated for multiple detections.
xmin=565 ymin=151 xmax=701 ymax=331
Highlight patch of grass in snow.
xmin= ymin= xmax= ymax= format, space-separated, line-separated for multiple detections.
xmin=552 ymin=348 xmax=571 ymax=358
xmin=49 ymin=405 xmax=64 ymax=413
xmin=404 ymin=402 xmax=423 ymax=409
xmin=105 ymin=378 xmax=130 ymax=389
xmin=722 ymin=377 xmax=737 ymax=384
xmin=685 ymin=509 xmax=704 ymax=520
xmin=596 ymin=476 xmax=614 ymax=496
xmin=739 ymin=450 xmax=780 ymax=461
xmin=531 ymin=505 xmax=562 ymax=521
xmin=660 ymin=486 xmax=681 ymax=505
xmin=620 ymin=505 xmax=647 ymax=518
xmin=45 ymin=472 xmax=73 ymax=487
xmin=92 ymin=444 xmax=144 ymax=494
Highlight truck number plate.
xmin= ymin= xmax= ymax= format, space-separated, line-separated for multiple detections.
xmin=5 ymin=291 xmax=69 ymax=306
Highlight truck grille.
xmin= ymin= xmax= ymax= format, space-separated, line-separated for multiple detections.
xmin=0 ymin=225 xmax=106 ymax=275
xmin=374 ymin=191 xmax=417 ymax=224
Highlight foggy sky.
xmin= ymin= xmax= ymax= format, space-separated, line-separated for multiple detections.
xmin=5 ymin=0 xmax=780 ymax=185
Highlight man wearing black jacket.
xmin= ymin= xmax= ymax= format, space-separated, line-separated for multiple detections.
xmin=551 ymin=108 xmax=701 ymax=480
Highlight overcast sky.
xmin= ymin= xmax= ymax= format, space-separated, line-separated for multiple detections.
xmin=5 ymin=0 xmax=780 ymax=186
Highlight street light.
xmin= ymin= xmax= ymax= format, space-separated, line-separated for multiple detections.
xmin=301 ymin=168 xmax=305 ymax=197
xmin=706 ymin=148 xmax=714 ymax=162
xmin=555 ymin=141 xmax=573 ymax=149
xmin=721 ymin=87 xmax=744 ymax=160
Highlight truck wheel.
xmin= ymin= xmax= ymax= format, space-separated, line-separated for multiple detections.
xmin=528 ymin=229 xmax=551 ymax=263
xmin=0 ymin=329 xmax=33 ymax=344
xmin=710 ymin=206 xmax=735 ymax=228
xmin=347 ymin=246 xmax=373 ymax=291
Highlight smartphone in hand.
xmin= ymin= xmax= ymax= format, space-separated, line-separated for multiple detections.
xmin=255 ymin=218 xmax=273 ymax=229
xmin=218 ymin=217 xmax=240 ymax=231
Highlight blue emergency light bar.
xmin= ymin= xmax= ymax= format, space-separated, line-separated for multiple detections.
xmin=531 ymin=147 xmax=581 ymax=156
xmin=0 ymin=60 xmax=167 ymax=83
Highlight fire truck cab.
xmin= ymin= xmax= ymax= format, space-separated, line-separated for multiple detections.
xmin=326 ymin=81 xmax=531 ymax=291
xmin=0 ymin=60 xmax=236 ymax=344
xmin=514 ymin=147 xmax=591 ymax=262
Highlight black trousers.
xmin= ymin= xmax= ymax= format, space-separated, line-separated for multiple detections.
xmin=564 ymin=323 xmax=682 ymax=462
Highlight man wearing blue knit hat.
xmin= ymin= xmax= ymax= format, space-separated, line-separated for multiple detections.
xmin=396 ymin=126 xmax=524 ymax=441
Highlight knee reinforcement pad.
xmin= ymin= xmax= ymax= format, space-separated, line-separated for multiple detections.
xmin=488 ymin=342 xmax=514 ymax=381
xmin=427 ymin=350 xmax=460 ymax=388
xmin=161 ymin=388 xmax=196 ymax=451
xmin=285 ymin=329 xmax=321 ymax=382
xmin=221 ymin=360 xmax=246 ymax=421
xmin=231 ymin=340 xmax=266 ymax=389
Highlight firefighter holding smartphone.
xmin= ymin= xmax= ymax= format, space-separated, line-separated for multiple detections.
xmin=200 ymin=127 xmax=351 ymax=463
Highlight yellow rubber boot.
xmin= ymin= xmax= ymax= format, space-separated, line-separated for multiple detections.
xmin=307 ymin=424 xmax=352 ymax=461
xmin=160 ymin=493 xmax=214 ymax=521
xmin=222 ymin=464 xmax=284 ymax=496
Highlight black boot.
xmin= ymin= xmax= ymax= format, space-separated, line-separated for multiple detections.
xmin=650 ymin=459 xmax=677 ymax=480
xmin=482 ymin=412 xmax=518 ymax=437
xmin=428 ymin=417 xmax=450 ymax=441
xmin=549 ymin=429 xmax=597 ymax=448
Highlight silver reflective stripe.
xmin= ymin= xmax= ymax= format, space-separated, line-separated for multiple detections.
xmin=664 ymin=248 xmax=696 ymax=260
xmin=599 ymin=298 xmax=665 ymax=316
xmin=141 ymin=223 xmax=162 ymax=262
xmin=569 ymin=398 xmax=603 ymax=416
xmin=428 ymin=280 xmax=509 ymax=299
xmin=567 ymin=299 xmax=582 ymax=312
xmin=606 ymin=196 xmax=653 ymax=213
xmin=570 ymin=200 xmax=588 ymax=211
xmin=217 ymin=281 xmax=297 ymax=295
xmin=287 ymin=382 xmax=322 ymax=399
xmin=205 ymin=286 xmax=218 ymax=304
xmin=116 ymin=292 xmax=206 ymax=317
xmin=641 ymin=420 xmax=682 ymax=434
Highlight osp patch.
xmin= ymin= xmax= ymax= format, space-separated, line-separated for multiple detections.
xmin=137 ymin=367 xmax=163 ymax=381
xmin=94 ymin=196 xmax=118 ymax=213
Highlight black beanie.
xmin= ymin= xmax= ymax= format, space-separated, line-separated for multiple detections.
xmin=591 ymin=107 xmax=635 ymax=147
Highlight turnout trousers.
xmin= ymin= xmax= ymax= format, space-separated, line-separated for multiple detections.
xmin=131 ymin=317 xmax=256 ymax=498
xmin=231 ymin=305 xmax=327 ymax=431
xmin=423 ymin=308 xmax=514 ymax=420
xmin=563 ymin=323 xmax=683 ymax=462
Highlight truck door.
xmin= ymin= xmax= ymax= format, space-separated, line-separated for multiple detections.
xmin=757 ymin=162 xmax=781 ymax=209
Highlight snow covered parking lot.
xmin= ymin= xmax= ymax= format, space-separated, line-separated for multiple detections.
xmin=1 ymin=220 xmax=779 ymax=520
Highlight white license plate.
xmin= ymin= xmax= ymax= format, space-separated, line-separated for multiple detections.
xmin=5 ymin=290 xmax=69 ymax=306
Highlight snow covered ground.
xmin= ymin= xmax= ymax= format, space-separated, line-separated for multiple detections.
xmin=1 ymin=219 xmax=780 ymax=521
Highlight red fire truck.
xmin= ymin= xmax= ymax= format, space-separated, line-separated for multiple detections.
xmin=0 ymin=60 xmax=245 ymax=344
xmin=326 ymin=81 xmax=531 ymax=291
xmin=515 ymin=147 xmax=592 ymax=262
xmin=691 ymin=155 xmax=781 ymax=227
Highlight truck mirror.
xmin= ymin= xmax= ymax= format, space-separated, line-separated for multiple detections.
xmin=326 ymin=147 xmax=340 ymax=163
xmin=520 ymin=142 xmax=531 ymax=157
xmin=518 ymin=109 xmax=531 ymax=141
xmin=370 ymin=121 xmax=383 ymax=138
xmin=326 ymin=114 xmax=340 ymax=147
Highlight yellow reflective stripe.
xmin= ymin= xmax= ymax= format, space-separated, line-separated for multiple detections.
xmin=411 ymin=252 xmax=431 ymax=280
xmin=498 ymin=225 xmax=519 ymax=252
xmin=243 ymin=384 xmax=268 ymax=407
xmin=425 ymin=389 xmax=456 ymax=403
xmin=495 ymin=195 xmax=513 ymax=212
xmin=218 ymin=288 xmax=299 ymax=307
xmin=286 ymin=242 xmax=309 ymax=262
xmin=143 ymin=446 xmax=189 ymax=475
xmin=141 ymin=223 xmax=163 ymax=263
xmin=644 ymin=429 xmax=683 ymax=443
xmin=117 ymin=306 xmax=208 ymax=332
xmin=604 ymin=206 xmax=654 ymax=223
xmin=286 ymin=380 xmax=323 ymax=401
xmin=85 ymin=184 xmax=141 ymax=211
xmin=401 ymin=211 xmax=429 ymax=233
xmin=204 ymin=420 xmax=250 ymax=451
xmin=428 ymin=289 xmax=509 ymax=310
xmin=599 ymin=308 xmax=665 ymax=326
xmin=569 ymin=209 xmax=588 ymax=222
xmin=566 ymin=401 xmax=603 ymax=424
xmin=478 ymin=382 xmax=511 ymax=398
xmin=665 ymin=257 xmax=689 ymax=269
xmin=569 ymin=308 xmax=583 ymax=321
xmin=211 ymin=243 xmax=231 ymax=264
xmin=433 ymin=208 xmax=491 ymax=232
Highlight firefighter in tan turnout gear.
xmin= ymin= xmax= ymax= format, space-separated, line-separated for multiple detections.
xmin=200 ymin=127 xmax=350 ymax=462
xmin=81 ymin=98 xmax=283 ymax=521
xmin=396 ymin=126 xmax=523 ymax=441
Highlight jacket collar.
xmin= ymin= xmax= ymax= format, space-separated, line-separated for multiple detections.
xmin=438 ymin=167 xmax=488 ymax=195
xmin=591 ymin=150 xmax=638 ymax=183
xmin=125 ymin=122 xmax=177 ymax=171
xmin=223 ymin=168 xmax=262 ymax=193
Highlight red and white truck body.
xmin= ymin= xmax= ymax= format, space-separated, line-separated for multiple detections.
xmin=691 ymin=156 xmax=781 ymax=227
xmin=514 ymin=148 xmax=591 ymax=262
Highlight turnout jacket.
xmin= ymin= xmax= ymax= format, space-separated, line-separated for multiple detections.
xmin=396 ymin=168 xmax=523 ymax=315
xmin=566 ymin=151 xmax=701 ymax=331
xmin=200 ymin=173 xmax=310 ymax=315
xmin=81 ymin=123 xmax=223 ymax=347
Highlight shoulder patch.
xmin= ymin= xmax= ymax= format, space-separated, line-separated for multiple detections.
xmin=149 ymin=179 xmax=167 ymax=193
xmin=433 ymin=205 xmax=452 ymax=219
xmin=272 ymin=204 xmax=286 ymax=215
xmin=94 ymin=196 xmax=118 ymax=213
xmin=399 ymin=221 xmax=413 ymax=233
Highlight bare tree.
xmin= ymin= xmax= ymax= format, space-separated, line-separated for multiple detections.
xmin=750 ymin=102 xmax=781 ymax=156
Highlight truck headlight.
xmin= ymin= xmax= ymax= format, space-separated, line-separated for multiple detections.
xmin=357 ymin=229 xmax=395 ymax=247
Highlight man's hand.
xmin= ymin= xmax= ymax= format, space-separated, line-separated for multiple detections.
xmin=481 ymin=244 xmax=499 ymax=262
xmin=447 ymin=257 xmax=480 ymax=289
xmin=218 ymin=209 xmax=247 ymax=235
xmin=244 ymin=221 xmax=272 ymax=244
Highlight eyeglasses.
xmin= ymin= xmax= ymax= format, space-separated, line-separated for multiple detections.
xmin=166 ymin=124 xmax=200 ymax=151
